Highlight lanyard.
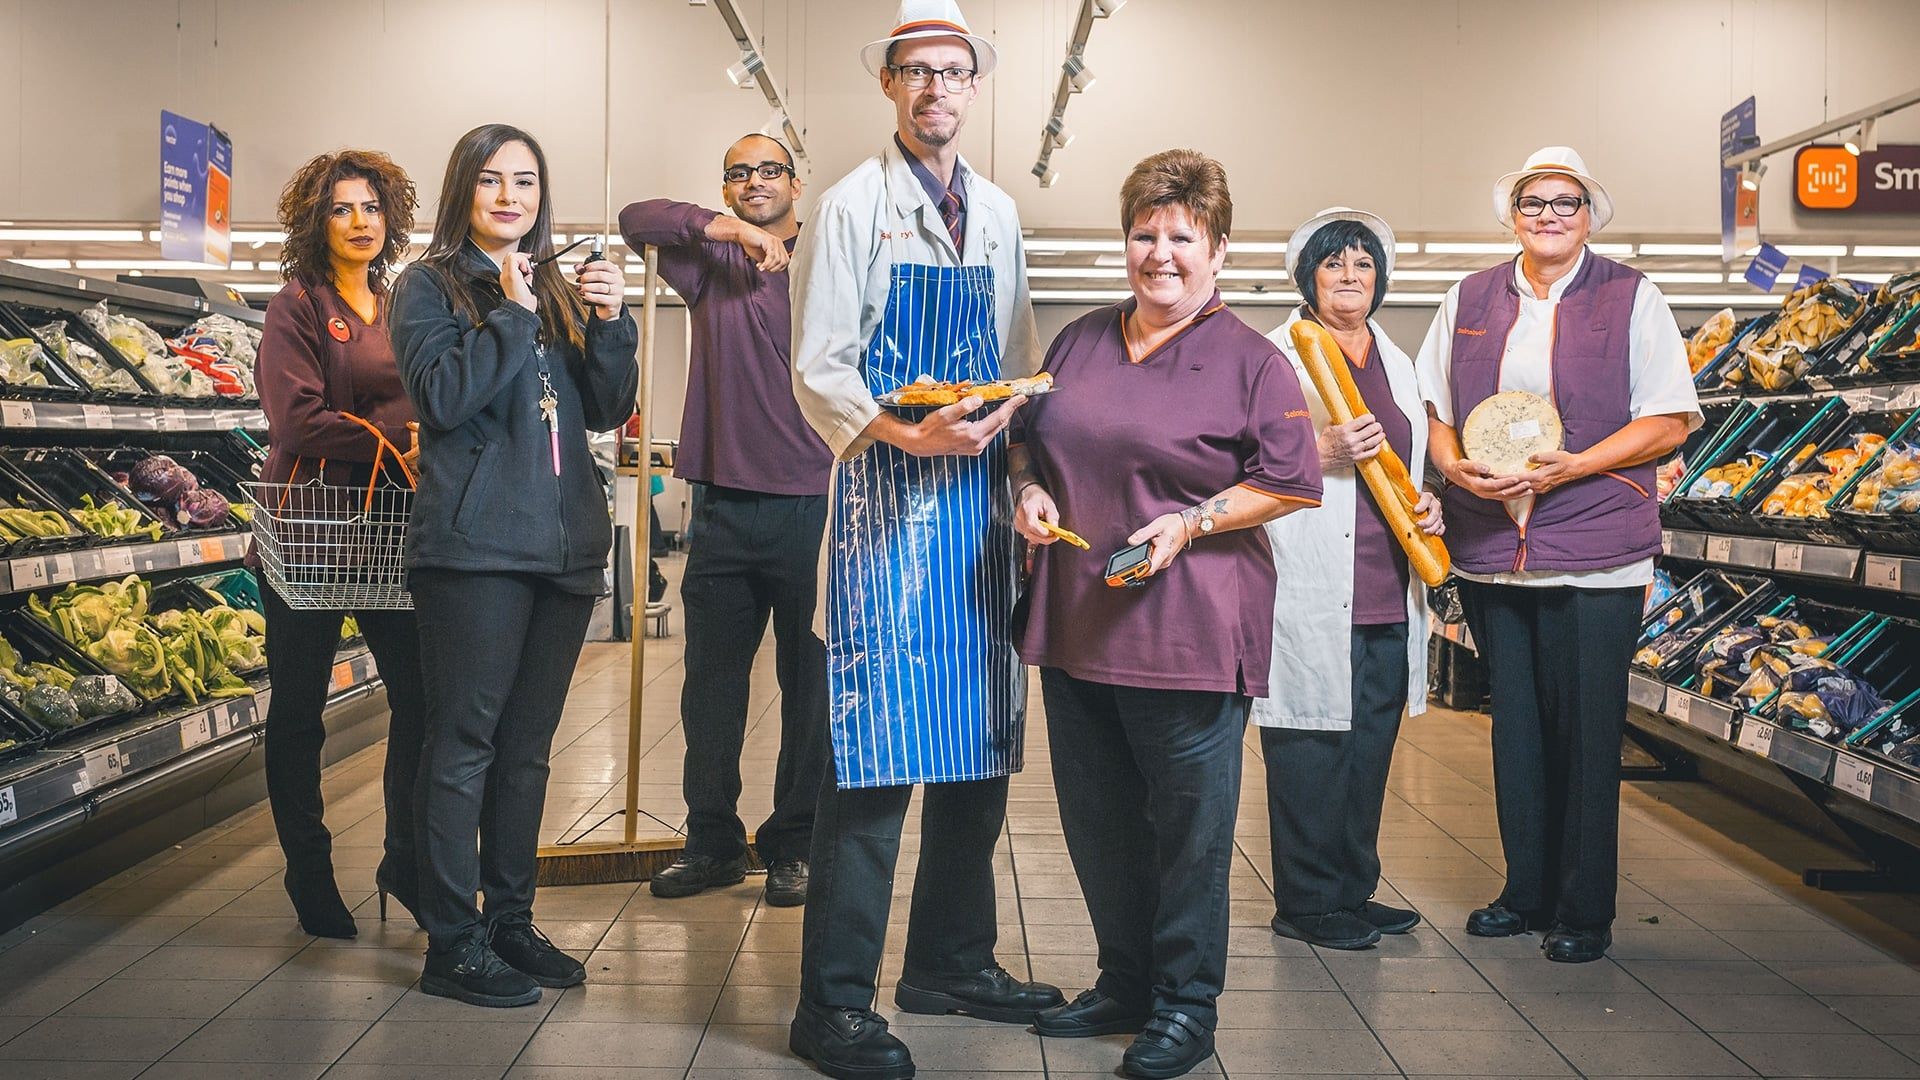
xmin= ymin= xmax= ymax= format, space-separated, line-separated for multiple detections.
xmin=536 ymin=344 xmax=560 ymax=476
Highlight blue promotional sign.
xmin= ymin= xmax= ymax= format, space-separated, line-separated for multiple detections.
xmin=1795 ymin=263 xmax=1829 ymax=290
xmin=1720 ymin=96 xmax=1758 ymax=263
xmin=1745 ymin=243 xmax=1789 ymax=291
xmin=159 ymin=110 xmax=233 ymax=267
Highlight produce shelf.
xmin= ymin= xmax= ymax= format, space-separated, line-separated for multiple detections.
xmin=2 ymin=529 xmax=248 ymax=595
xmin=0 ymin=647 xmax=376 ymax=839
xmin=0 ymin=398 xmax=265 ymax=432
xmin=1662 ymin=528 xmax=1877 ymax=586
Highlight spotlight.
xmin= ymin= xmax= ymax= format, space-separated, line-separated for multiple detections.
xmin=1091 ymin=0 xmax=1127 ymax=15
xmin=726 ymin=52 xmax=764 ymax=90
xmin=1033 ymin=161 xmax=1060 ymax=188
xmin=1046 ymin=117 xmax=1075 ymax=151
xmin=1861 ymin=117 xmax=1880 ymax=154
xmin=1740 ymin=160 xmax=1767 ymax=191
xmin=1064 ymin=55 xmax=1094 ymax=92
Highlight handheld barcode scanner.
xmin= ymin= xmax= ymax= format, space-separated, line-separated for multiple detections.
xmin=1104 ymin=541 xmax=1154 ymax=588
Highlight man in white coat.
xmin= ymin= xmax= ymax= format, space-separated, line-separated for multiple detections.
xmin=1257 ymin=208 xmax=1443 ymax=951
xmin=785 ymin=3 xmax=1059 ymax=1077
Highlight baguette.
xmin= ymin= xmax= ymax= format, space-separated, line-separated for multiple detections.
xmin=1288 ymin=320 xmax=1451 ymax=587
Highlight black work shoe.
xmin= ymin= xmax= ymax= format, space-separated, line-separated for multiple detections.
xmin=1271 ymin=910 xmax=1381 ymax=950
xmin=1034 ymin=987 xmax=1149 ymax=1038
xmin=1356 ymin=900 xmax=1421 ymax=934
xmin=764 ymin=858 xmax=809 ymax=907
xmin=1543 ymin=924 xmax=1612 ymax=963
xmin=1123 ymin=1010 xmax=1214 ymax=1079
xmin=489 ymin=915 xmax=587 ymax=988
xmin=1466 ymin=900 xmax=1542 ymax=938
xmin=650 ymin=853 xmax=748 ymax=898
xmin=894 ymin=965 xmax=1065 ymax=1024
xmin=421 ymin=935 xmax=541 ymax=1008
xmin=789 ymin=998 xmax=914 ymax=1079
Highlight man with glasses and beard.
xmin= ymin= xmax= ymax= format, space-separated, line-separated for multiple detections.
xmin=619 ymin=134 xmax=831 ymax=910
xmin=783 ymin=2 xmax=1060 ymax=1077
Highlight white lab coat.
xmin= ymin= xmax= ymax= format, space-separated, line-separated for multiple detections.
xmin=789 ymin=138 xmax=1039 ymax=461
xmin=1253 ymin=309 xmax=1431 ymax=731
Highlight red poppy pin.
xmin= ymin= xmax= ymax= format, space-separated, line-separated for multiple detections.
xmin=327 ymin=317 xmax=351 ymax=342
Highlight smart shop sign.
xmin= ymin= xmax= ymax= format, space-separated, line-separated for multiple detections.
xmin=1795 ymin=144 xmax=1920 ymax=214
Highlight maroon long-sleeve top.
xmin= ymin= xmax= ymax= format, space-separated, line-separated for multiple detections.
xmin=256 ymin=279 xmax=416 ymax=487
xmin=619 ymin=198 xmax=831 ymax=496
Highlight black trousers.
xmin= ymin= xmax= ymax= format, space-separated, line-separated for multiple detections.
xmin=1457 ymin=580 xmax=1642 ymax=930
xmin=410 ymin=569 xmax=596 ymax=949
xmin=1262 ymin=623 xmax=1410 ymax=917
xmin=799 ymin=766 xmax=1009 ymax=1009
xmin=1042 ymin=668 xmax=1247 ymax=1029
xmin=680 ymin=486 xmax=829 ymax=864
xmin=258 ymin=576 xmax=427 ymax=882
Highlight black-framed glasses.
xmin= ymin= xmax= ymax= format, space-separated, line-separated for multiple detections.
xmin=1514 ymin=194 xmax=1588 ymax=218
xmin=888 ymin=64 xmax=977 ymax=91
xmin=723 ymin=162 xmax=796 ymax=184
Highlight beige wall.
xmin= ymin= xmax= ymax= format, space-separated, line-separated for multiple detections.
xmin=2 ymin=0 xmax=1918 ymax=239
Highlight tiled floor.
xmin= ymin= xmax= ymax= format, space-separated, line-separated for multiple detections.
xmin=2 ymin=554 xmax=1918 ymax=1078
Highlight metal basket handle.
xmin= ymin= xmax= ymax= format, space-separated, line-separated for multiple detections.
xmin=279 ymin=412 xmax=417 ymax=514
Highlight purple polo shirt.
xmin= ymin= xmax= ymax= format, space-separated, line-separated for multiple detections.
xmin=1302 ymin=309 xmax=1413 ymax=625
xmin=1015 ymin=294 xmax=1323 ymax=696
xmin=618 ymin=199 xmax=831 ymax=496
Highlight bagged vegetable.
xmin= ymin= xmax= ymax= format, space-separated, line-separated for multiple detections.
xmin=1 ymin=337 xmax=52 ymax=387
xmin=1687 ymin=308 xmax=1736 ymax=374
xmin=81 ymin=301 xmax=217 ymax=398
xmin=36 ymin=320 xmax=143 ymax=394
xmin=69 ymin=675 xmax=138 ymax=719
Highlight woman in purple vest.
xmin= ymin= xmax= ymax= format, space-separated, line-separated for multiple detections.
xmin=1415 ymin=147 xmax=1701 ymax=963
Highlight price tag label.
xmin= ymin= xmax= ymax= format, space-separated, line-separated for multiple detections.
xmin=1706 ymin=535 xmax=1734 ymax=563
xmin=208 ymin=702 xmax=233 ymax=737
xmin=84 ymin=744 xmax=126 ymax=786
xmin=1667 ymin=693 xmax=1692 ymax=725
xmin=71 ymin=777 xmax=88 ymax=796
xmin=179 ymin=713 xmax=212 ymax=750
xmin=100 ymin=547 xmax=136 ymax=576
xmin=8 ymin=557 xmax=49 ymax=590
xmin=175 ymin=539 xmax=202 ymax=566
xmin=1775 ymin=543 xmax=1804 ymax=573
xmin=330 ymin=662 xmax=354 ymax=692
xmin=1864 ymin=555 xmax=1905 ymax=592
xmin=198 ymin=537 xmax=226 ymax=564
xmin=79 ymin=404 xmax=112 ymax=429
xmin=1 ymin=401 xmax=36 ymax=427
xmin=254 ymin=688 xmax=272 ymax=717
xmin=1835 ymin=757 xmax=1876 ymax=800
xmin=1738 ymin=721 xmax=1775 ymax=756
xmin=0 ymin=784 xmax=16 ymax=827
xmin=47 ymin=553 xmax=77 ymax=584
xmin=1661 ymin=531 xmax=1675 ymax=556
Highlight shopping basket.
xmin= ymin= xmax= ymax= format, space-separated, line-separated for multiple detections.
xmin=245 ymin=413 xmax=417 ymax=610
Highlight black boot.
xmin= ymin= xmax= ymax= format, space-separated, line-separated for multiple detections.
xmin=1035 ymin=988 xmax=1149 ymax=1038
xmin=764 ymin=859 xmax=808 ymax=907
xmin=789 ymin=998 xmax=914 ymax=1079
xmin=421 ymin=934 xmax=542 ymax=1008
xmin=1466 ymin=899 xmax=1543 ymax=938
xmin=283 ymin=866 xmax=356 ymax=939
xmin=375 ymin=855 xmax=420 ymax=926
xmin=1543 ymin=924 xmax=1612 ymax=963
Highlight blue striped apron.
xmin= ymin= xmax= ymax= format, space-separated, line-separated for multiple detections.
xmin=825 ymin=262 xmax=1025 ymax=788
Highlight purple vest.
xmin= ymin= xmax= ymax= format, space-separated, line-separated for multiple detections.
xmin=1444 ymin=253 xmax=1662 ymax=575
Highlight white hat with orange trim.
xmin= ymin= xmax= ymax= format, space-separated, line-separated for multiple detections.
xmin=861 ymin=0 xmax=998 ymax=79
xmin=1493 ymin=146 xmax=1615 ymax=232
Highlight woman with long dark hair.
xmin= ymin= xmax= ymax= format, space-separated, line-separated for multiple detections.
xmin=390 ymin=124 xmax=638 ymax=1007
xmin=255 ymin=149 xmax=426 ymax=939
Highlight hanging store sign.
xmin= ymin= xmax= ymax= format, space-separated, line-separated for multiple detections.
xmin=1795 ymin=143 xmax=1920 ymax=213
xmin=159 ymin=110 xmax=233 ymax=266
xmin=1721 ymin=97 xmax=1759 ymax=263
xmin=1795 ymin=263 xmax=1829 ymax=290
xmin=1745 ymin=243 xmax=1789 ymax=291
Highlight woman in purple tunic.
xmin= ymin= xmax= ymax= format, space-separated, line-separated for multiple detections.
xmin=1008 ymin=149 xmax=1323 ymax=1080
xmin=255 ymin=150 xmax=426 ymax=940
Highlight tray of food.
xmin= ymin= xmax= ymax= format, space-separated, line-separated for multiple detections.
xmin=876 ymin=372 xmax=1055 ymax=408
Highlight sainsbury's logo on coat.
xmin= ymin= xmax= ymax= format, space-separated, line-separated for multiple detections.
xmin=1456 ymin=327 xmax=1488 ymax=337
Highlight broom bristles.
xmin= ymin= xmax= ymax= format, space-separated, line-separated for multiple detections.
xmin=534 ymin=840 xmax=768 ymax=887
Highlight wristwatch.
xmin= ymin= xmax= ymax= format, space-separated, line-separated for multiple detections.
xmin=1196 ymin=505 xmax=1217 ymax=534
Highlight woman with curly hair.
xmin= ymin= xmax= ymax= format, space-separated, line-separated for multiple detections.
xmin=254 ymin=149 xmax=427 ymax=938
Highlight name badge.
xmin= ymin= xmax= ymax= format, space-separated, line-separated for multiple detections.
xmin=328 ymin=317 xmax=351 ymax=342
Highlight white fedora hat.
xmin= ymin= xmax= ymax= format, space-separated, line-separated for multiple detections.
xmin=861 ymin=0 xmax=998 ymax=79
xmin=1286 ymin=206 xmax=1397 ymax=281
xmin=1493 ymin=145 xmax=1614 ymax=231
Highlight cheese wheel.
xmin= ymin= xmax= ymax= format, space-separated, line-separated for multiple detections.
xmin=1462 ymin=391 xmax=1564 ymax=475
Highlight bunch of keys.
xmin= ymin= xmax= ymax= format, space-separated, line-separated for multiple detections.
xmin=539 ymin=366 xmax=561 ymax=476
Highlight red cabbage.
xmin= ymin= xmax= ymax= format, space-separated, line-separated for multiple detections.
xmin=175 ymin=488 xmax=230 ymax=528
xmin=128 ymin=455 xmax=198 ymax=503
